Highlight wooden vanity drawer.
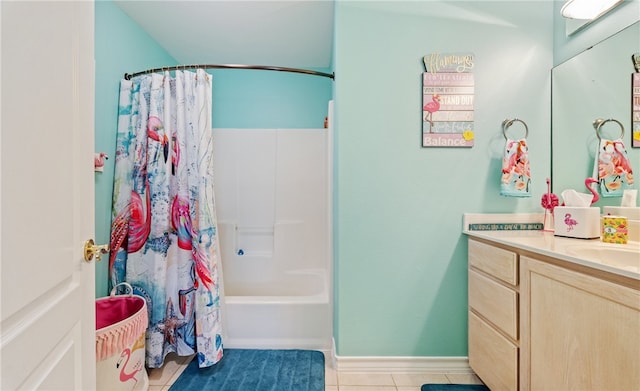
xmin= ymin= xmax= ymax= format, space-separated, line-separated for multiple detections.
xmin=469 ymin=311 xmax=518 ymax=391
xmin=469 ymin=269 xmax=518 ymax=340
xmin=468 ymin=239 xmax=518 ymax=285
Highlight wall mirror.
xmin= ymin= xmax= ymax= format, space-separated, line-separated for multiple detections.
xmin=552 ymin=21 xmax=640 ymax=205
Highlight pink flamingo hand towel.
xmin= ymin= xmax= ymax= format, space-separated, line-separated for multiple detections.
xmin=500 ymin=138 xmax=531 ymax=197
xmin=594 ymin=138 xmax=634 ymax=197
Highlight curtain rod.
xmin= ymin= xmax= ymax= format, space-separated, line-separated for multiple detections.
xmin=124 ymin=64 xmax=335 ymax=80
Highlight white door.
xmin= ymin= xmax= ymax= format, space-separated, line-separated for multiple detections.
xmin=1 ymin=1 xmax=96 ymax=390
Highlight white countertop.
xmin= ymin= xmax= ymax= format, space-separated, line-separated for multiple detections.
xmin=464 ymin=229 xmax=640 ymax=281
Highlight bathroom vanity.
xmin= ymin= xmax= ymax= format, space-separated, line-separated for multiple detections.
xmin=466 ymin=230 xmax=640 ymax=391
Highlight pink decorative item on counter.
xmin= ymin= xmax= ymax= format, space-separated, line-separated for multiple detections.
xmin=541 ymin=177 xmax=559 ymax=232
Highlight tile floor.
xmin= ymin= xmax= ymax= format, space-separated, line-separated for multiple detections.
xmin=147 ymin=352 xmax=486 ymax=391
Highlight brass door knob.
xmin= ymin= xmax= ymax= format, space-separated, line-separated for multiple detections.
xmin=84 ymin=239 xmax=109 ymax=262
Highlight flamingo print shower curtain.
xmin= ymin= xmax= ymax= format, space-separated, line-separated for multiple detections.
xmin=109 ymin=69 xmax=223 ymax=368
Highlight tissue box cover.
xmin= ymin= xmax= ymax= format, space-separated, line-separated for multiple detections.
xmin=602 ymin=215 xmax=628 ymax=244
xmin=554 ymin=207 xmax=600 ymax=239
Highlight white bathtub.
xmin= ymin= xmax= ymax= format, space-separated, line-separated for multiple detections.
xmin=222 ymin=270 xmax=332 ymax=350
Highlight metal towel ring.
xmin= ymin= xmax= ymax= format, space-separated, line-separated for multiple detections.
xmin=502 ymin=118 xmax=529 ymax=140
xmin=593 ymin=118 xmax=624 ymax=140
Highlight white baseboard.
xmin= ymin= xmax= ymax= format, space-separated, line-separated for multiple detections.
xmin=223 ymin=337 xmax=331 ymax=351
xmin=330 ymin=339 xmax=472 ymax=374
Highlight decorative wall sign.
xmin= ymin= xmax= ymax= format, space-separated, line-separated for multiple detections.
xmin=633 ymin=71 xmax=640 ymax=148
xmin=422 ymin=53 xmax=475 ymax=148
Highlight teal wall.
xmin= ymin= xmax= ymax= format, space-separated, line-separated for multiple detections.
xmin=95 ymin=2 xmax=333 ymax=297
xmin=211 ymin=68 xmax=332 ymax=129
xmin=333 ymin=1 xmax=553 ymax=356
xmin=95 ymin=1 xmax=178 ymax=298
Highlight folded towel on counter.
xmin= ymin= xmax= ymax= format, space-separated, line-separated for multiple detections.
xmin=594 ymin=138 xmax=634 ymax=197
xmin=500 ymin=138 xmax=531 ymax=197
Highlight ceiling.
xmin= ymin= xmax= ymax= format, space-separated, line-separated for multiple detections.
xmin=114 ymin=0 xmax=335 ymax=69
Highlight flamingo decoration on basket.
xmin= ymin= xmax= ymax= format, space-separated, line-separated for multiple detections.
xmin=540 ymin=178 xmax=559 ymax=232
xmin=116 ymin=347 xmax=144 ymax=387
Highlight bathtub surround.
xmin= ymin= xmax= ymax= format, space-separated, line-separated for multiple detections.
xmin=213 ymin=128 xmax=332 ymax=350
xmin=167 ymin=349 xmax=325 ymax=391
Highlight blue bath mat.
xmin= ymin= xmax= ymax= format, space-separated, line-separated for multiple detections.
xmin=169 ymin=349 xmax=325 ymax=391
xmin=422 ymin=384 xmax=489 ymax=391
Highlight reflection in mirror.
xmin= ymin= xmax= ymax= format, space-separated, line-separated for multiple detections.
xmin=562 ymin=0 xmax=624 ymax=35
xmin=552 ymin=21 xmax=640 ymax=207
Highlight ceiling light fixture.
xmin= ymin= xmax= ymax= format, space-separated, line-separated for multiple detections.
xmin=561 ymin=0 xmax=623 ymax=19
